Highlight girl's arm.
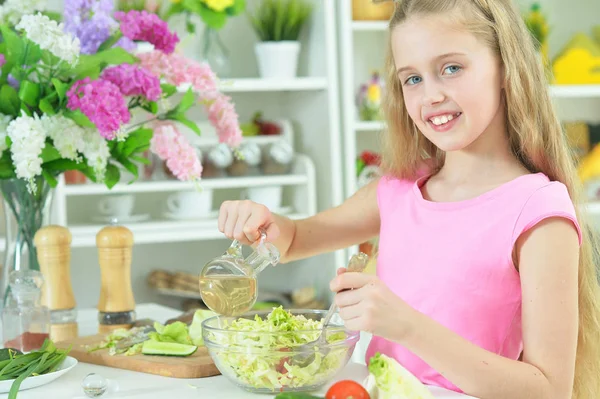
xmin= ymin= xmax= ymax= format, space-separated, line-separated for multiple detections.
xmin=275 ymin=178 xmax=381 ymax=263
xmin=400 ymin=217 xmax=579 ymax=399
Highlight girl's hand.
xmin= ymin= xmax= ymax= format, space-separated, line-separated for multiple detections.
xmin=218 ymin=200 xmax=280 ymax=245
xmin=330 ymin=271 xmax=418 ymax=341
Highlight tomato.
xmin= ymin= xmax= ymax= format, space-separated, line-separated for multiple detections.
xmin=325 ymin=380 xmax=370 ymax=399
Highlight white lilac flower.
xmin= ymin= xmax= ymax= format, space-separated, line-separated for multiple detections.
xmin=0 ymin=0 xmax=46 ymax=26
xmin=15 ymin=13 xmax=80 ymax=66
xmin=41 ymin=114 xmax=85 ymax=162
xmin=81 ymin=129 xmax=110 ymax=182
xmin=0 ymin=113 xmax=14 ymax=154
xmin=7 ymin=112 xmax=47 ymax=192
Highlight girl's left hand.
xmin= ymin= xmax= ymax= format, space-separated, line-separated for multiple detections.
xmin=329 ymin=270 xmax=418 ymax=341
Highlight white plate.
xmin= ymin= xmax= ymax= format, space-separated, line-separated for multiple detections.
xmin=163 ymin=210 xmax=219 ymax=221
xmin=92 ymin=214 xmax=151 ymax=223
xmin=0 ymin=356 xmax=78 ymax=393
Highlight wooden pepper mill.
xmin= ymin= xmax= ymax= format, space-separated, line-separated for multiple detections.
xmin=34 ymin=225 xmax=78 ymax=342
xmin=96 ymin=225 xmax=136 ymax=334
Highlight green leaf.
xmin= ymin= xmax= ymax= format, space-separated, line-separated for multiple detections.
xmin=117 ymin=157 xmax=139 ymax=179
xmin=18 ymin=80 xmax=40 ymax=107
xmin=122 ymin=128 xmax=153 ymax=157
xmin=0 ymin=85 xmax=21 ymax=116
xmin=41 ymin=170 xmax=58 ymax=188
xmin=226 ymin=0 xmax=246 ymax=16
xmin=142 ymin=101 xmax=158 ymax=114
xmin=43 ymin=159 xmax=87 ymax=176
xmin=164 ymin=3 xmax=186 ymax=19
xmin=41 ymin=11 xmax=62 ymax=22
xmin=198 ymin=4 xmax=227 ymax=29
xmin=64 ymin=110 xmax=95 ymax=128
xmin=23 ymin=41 xmax=43 ymax=66
xmin=38 ymin=99 xmax=55 ymax=115
xmin=174 ymin=88 xmax=196 ymax=114
xmin=160 ymin=83 xmax=177 ymax=98
xmin=172 ymin=114 xmax=201 ymax=135
xmin=0 ymin=26 xmax=24 ymax=65
xmin=104 ymin=163 xmax=121 ymax=189
xmin=181 ymin=0 xmax=202 ymax=14
xmin=0 ymin=151 xmax=15 ymax=179
xmin=40 ymin=143 xmax=61 ymax=163
xmin=51 ymin=79 xmax=69 ymax=102
xmin=130 ymin=155 xmax=151 ymax=165
xmin=185 ymin=16 xmax=196 ymax=34
xmin=19 ymin=103 xmax=32 ymax=117
xmin=97 ymin=31 xmax=124 ymax=53
xmin=71 ymin=48 xmax=137 ymax=80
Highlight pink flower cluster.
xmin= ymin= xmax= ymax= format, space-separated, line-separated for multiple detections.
xmin=0 ymin=54 xmax=5 ymax=68
xmin=67 ymin=77 xmax=131 ymax=140
xmin=115 ymin=10 xmax=179 ymax=54
xmin=101 ymin=64 xmax=162 ymax=101
xmin=150 ymin=122 xmax=202 ymax=181
xmin=138 ymin=50 xmax=242 ymax=147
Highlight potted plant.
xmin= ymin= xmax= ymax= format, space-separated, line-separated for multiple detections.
xmin=248 ymin=0 xmax=313 ymax=79
xmin=0 ymin=2 xmax=243 ymax=300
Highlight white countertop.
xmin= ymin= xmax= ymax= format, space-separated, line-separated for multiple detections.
xmin=0 ymin=303 xmax=474 ymax=399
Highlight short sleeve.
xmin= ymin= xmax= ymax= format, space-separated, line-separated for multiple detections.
xmin=512 ymin=182 xmax=582 ymax=247
xmin=377 ymin=175 xmax=413 ymax=214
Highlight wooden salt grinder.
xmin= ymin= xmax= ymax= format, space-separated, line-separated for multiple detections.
xmin=96 ymin=225 xmax=136 ymax=334
xmin=34 ymin=225 xmax=78 ymax=342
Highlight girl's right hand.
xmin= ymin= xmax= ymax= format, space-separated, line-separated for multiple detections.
xmin=218 ymin=200 xmax=281 ymax=245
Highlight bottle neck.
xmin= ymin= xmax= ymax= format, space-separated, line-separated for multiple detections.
xmin=245 ymin=243 xmax=280 ymax=274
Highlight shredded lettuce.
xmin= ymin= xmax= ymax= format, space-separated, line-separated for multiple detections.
xmin=365 ymin=352 xmax=435 ymax=399
xmin=206 ymin=307 xmax=349 ymax=391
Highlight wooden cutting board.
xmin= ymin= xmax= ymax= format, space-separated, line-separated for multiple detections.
xmin=55 ymin=334 xmax=221 ymax=379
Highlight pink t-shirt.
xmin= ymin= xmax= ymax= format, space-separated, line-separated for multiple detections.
xmin=365 ymin=172 xmax=582 ymax=392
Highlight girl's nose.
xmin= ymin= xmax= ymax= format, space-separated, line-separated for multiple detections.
xmin=422 ymin=81 xmax=446 ymax=106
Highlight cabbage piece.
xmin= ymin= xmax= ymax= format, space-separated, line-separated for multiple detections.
xmin=189 ymin=309 xmax=217 ymax=346
xmin=150 ymin=321 xmax=192 ymax=345
xmin=364 ymin=352 xmax=435 ymax=399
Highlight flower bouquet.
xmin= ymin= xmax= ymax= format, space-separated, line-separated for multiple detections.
xmin=0 ymin=0 xmax=243 ymax=293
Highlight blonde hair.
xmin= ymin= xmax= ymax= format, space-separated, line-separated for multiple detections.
xmin=380 ymin=0 xmax=600 ymax=397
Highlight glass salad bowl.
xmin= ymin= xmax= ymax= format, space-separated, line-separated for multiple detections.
xmin=201 ymin=308 xmax=360 ymax=394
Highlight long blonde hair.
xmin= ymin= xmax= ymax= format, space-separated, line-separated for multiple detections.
xmin=380 ymin=0 xmax=600 ymax=397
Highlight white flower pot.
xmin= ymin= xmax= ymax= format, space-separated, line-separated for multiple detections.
xmin=255 ymin=41 xmax=301 ymax=79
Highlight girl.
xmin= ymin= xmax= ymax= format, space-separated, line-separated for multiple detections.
xmin=217 ymin=0 xmax=600 ymax=397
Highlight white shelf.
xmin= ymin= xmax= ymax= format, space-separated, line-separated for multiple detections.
xmin=550 ymin=85 xmax=600 ymax=98
xmin=69 ymin=213 xmax=308 ymax=247
xmin=177 ymin=77 xmax=328 ymax=93
xmin=351 ymin=21 xmax=388 ymax=31
xmin=62 ymin=174 xmax=308 ymax=195
xmin=355 ymin=121 xmax=386 ymax=132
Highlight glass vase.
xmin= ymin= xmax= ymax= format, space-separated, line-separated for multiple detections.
xmin=0 ymin=177 xmax=53 ymax=305
xmin=200 ymin=26 xmax=232 ymax=78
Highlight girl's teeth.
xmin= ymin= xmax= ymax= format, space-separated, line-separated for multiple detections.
xmin=431 ymin=113 xmax=458 ymax=126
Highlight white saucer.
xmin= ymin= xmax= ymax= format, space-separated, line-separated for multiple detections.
xmin=164 ymin=210 xmax=219 ymax=221
xmin=92 ymin=214 xmax=151 ymax=223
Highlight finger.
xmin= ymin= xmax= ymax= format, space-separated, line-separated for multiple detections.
xmin=338 ymin=303 xmax=363 ymax=321
xmin=335 ymin=288 xmax=361 ymax=308
xmin=244 ymin=206 xmax=270 ymax=243
xmin=223 ymin=206 xmax=240 ymax=239
xmin=233 ymin=212 xmax=253 ymax=245
xmin=264 ymin=222 xmax=280 ymax=243
xmin=336 ymin=267 xmax=347 ymax=276
xmin=218 ymin=201 xmax=230 ymax=233
xmin=330 ymin=272 xmax=375 ymax=292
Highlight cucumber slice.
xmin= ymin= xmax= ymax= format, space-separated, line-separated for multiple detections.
xmin=141 ymin=340 xmax=197 ymax=357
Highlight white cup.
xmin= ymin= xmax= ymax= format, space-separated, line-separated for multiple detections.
xmin=243 ymin=186 xmax=282 ymax=210
xmin=98 ymin=195 xmax=135 ymax=218
xmin=166 ymin=190 xmax=213 ymax=218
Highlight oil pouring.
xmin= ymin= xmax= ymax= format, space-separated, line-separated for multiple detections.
xmin=199 ymin=232 xmax=280 ymax=316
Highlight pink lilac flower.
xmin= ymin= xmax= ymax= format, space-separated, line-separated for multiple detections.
xmin=138 ymin=50 xmax=242 ymax=147
xmin=0 ymin=54 xmax=5 ymax=68
xmin=150 ymin=122 xmax=202 ymax=181
xmin=101 ymin=64 xmax=161 ymax=101
xmin=67 ymin=77 xmax=131 ymax=140
xmin=115 ymin=10 xmax=179 ymax=54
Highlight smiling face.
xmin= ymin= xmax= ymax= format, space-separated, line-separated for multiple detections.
xmin=391 ymin=14 xmax=505 ymax=152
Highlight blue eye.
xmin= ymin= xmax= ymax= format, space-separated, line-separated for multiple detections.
xmin=444 ymin=65 xmax=461 ymax=74
xmin=405 ymin=76 xmax=422 ymax=85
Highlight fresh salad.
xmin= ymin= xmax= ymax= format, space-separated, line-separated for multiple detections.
xmin=205 ymin=307 xmax=351 ymax=391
